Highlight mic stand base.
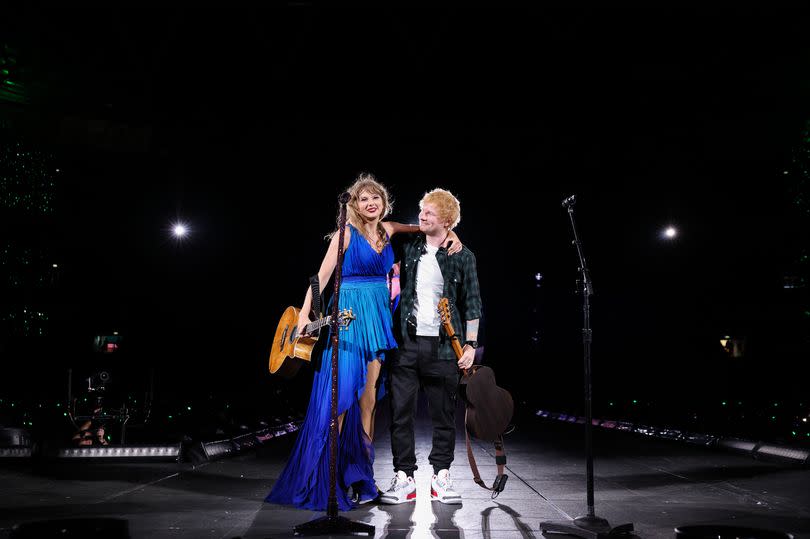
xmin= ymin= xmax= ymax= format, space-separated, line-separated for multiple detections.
xmin=540 ymin=515 xmax=634 ymax=538
xmin=294 ymin=515 xmax=374 ymax=537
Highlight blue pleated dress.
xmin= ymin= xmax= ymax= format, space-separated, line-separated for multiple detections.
xmin=266 ymin=223 xmax=397 ymax=511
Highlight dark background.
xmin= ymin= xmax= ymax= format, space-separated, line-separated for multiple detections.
xmin=2 ymin=7 xmax=808 ymax=442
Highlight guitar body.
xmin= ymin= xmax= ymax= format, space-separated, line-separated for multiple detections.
xmin=268 ymin=306 xmax=356 ymax=378
xmin=269 ymin=306 xmax=319 ymax=378
xmin=459 ymin=366 xmax=514 ymax=442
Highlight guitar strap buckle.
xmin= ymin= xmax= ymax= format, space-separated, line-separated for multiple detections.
xmin=492 ymin=474 xmax=508 ymax=495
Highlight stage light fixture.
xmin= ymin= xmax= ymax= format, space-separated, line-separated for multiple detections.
xmin=172 ymin=223 xmax=188 ymax=238
xmin=662 ymin=226 xmax=678 ymax=239
xmin=0 ymin=447 xmax=31 ymax=458
xmin=56 ymin=445 xmax=181 ymax=459
xmin=754 ymin=444 xmax=810 ymax=465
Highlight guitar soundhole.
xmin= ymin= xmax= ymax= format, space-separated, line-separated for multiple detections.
xmin=289 ymin=326 xmax=298 ymax=343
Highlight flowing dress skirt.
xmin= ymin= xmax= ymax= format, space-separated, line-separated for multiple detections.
xmin=266 ymin=276 xmax=396 ymax=511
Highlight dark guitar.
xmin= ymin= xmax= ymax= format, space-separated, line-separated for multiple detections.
xmin=438 ymin=298 xmax=513 ymax=441
xmin=438 ymin=297 xmax=513 ymax=495
xmin=268 ymin=306 xmax=356 ymax=378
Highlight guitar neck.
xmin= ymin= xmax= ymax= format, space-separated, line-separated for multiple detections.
xmin=304 ymin=316 xmax=332 ymax=334
xmin=440 ymin=318 xmax=465 ymax=360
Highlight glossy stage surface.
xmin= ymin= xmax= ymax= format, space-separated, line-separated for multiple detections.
xmin=2 ymin=399 xmax=809 ymax=538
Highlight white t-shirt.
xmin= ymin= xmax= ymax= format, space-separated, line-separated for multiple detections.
xmin=414 ymin=243 xmax=444 ymax=336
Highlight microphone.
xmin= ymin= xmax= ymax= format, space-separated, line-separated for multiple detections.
xmin=338 ymin=191 xmax=351 ymax=204
xmin=561 ymin=194 xmax=576 ymax=208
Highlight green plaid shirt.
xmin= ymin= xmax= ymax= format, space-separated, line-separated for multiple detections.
xmin=396 ymin=234 xmax=483 ymax=361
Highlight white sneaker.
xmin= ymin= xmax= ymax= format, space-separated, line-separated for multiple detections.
xmin=431 ymin=469 xmax=461 ymax=504
xmin=379 ymin=470 xmax=416 ymax=504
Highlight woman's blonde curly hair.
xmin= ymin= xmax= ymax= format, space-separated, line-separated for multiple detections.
xmin=331 ymin=172 xmax=392 ymax=251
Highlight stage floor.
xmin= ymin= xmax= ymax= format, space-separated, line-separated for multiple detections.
xmin=2 ymin=399 xmax=809 ymax=538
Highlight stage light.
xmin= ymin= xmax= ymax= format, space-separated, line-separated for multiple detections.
xmin=56 ymin=445 xmax=181 ymax=459
xmin=754 ymin=444 xmax=810 ymax=465
xmin=172 ymin=223 xmax=188 ymax=238
xmin=0 ymin=448 xmax=31 ymax=458
xmin=662 ymin=226 xmax=678 ymax=239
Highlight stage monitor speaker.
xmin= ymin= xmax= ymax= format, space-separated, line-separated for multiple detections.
xmin=201 ymin=439 xmax=236 ymax=460
xmin=717 ymin=437 xmax=758 ymax=455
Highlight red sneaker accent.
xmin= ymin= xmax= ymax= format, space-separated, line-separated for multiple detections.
xmin=431 ymin=489 xmax=437 ymax=497
xmin=407 ymin=492 xmax=417 ymax=500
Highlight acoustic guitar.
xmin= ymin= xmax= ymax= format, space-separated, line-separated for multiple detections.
xmin=438 ymin=297 xmax=513 ymax=495
xmin=268 ymin=306 xmax=356 ymax=378
xmin=438 ymin=298 xmax=513 ymax=441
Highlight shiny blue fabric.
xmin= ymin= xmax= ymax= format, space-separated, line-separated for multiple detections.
xmin=266 ymin=224 xmax=396 ymax=511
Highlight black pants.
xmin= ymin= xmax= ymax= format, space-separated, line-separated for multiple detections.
xmin=389 ymin=334 xmax=459 ymax=476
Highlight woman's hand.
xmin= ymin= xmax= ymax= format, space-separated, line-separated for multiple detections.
xmin=444 ymin=230 xmax=463 ymax=255
xmin=297 ymin=309 xmax=311 ymax=337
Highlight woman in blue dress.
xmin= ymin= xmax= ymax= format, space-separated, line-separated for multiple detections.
xmin=266 ymin=173 xmax=460 ymax=510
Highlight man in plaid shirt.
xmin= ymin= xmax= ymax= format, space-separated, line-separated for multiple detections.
xmin=380 ymin=188 xmax=482 ymax=506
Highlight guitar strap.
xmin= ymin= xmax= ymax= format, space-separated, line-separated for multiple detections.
xmin=465 ymin=407 xmax=509 ymax=498
xmin=309 ymin=275 xmax=323 ymax=319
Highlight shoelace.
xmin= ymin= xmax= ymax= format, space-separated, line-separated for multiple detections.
xmin=390 ymin=476 xmax=407 ymax=491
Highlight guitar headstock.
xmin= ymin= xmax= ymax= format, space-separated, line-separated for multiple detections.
xmin=338 ymin=308 xmax=356 ymax=330
xmin=437 ymin=298 xmax=451 ymax=324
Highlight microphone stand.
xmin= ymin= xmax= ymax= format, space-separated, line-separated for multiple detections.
xmin=294 ymin=192 xmax=374 ymax=537
xmin=540 ymin=195 xmax=633 ymax=538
